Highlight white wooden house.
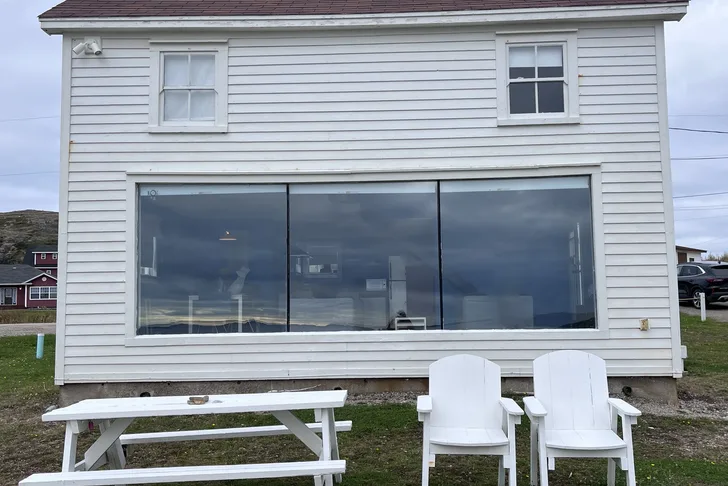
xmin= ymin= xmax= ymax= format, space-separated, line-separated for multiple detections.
xmin=39 ymin=0 xmax=689 ymax=399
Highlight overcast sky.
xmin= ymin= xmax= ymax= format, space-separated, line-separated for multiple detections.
xmin=0 ymin=1 xmax=727 ymax=253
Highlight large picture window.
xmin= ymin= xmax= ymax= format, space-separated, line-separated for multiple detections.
xmin=137 ymin=185 xmax=288 ymax=335
xmin=289 ymin=183 xmax=440 ymax=332
xmin=136 ymin=177 xmax=596 ymax=335
xmin=440 ymin=177 xmax=595 ymax=330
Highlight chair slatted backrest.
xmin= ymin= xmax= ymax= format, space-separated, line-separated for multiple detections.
xmin=429 ymin=354 xmax=502 ymax=430
xmin=533 ymin=350 xmax=611 ymax=431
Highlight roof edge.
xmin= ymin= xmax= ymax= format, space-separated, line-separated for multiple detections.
xmin=676 ymin=245 xmax=707 ymax=253
xmin=40 ymin=3 xmax=689 ymax=34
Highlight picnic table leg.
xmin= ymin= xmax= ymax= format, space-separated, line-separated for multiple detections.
xmin=319 ymin=408 xmax=334 ymax=486
xmin=326 ymin=409 xmax=343 ymax=483
xmin=100 ymin=420 xmax=127 ymax=470
xmin=61 ymin=421 xmax=80 ymax=472
xmin=271 ymin=410 xmax=327 ymax=486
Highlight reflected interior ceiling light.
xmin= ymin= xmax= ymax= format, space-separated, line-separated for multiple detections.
xmin=219 ymin=231 xmax=237 ymax=241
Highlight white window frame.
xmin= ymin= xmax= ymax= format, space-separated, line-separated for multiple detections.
xmin=149 ymin=40 xmax=229 ymax=133
xmin=30 ymin=286 xmax=57 ymax=301
xmin=123 ymin=164 xmax=607 ymax=347
xmin=52 ymin=253 xmax=58 ymax=260
xmin=41 ymin=253 xmax=47 ymax=259
xmin=496 ymin=31 xmax=579 ymax=126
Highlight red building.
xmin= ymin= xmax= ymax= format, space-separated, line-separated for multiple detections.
xmin=0 ymin=265 xmax=58 ymax=309
xmin=23 ymin=245 xmax=59 ymax=277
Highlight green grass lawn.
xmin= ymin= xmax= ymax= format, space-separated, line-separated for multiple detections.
xmin=0 ymin=318 xmax=727 ymax=485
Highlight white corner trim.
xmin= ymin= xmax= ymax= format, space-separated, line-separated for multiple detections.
xmin=54 ymin=34 xmax=73 ymax=386
xmin=655 ymin=22 xmax=683 ymax=379
xmin=40 ymin=4 xmax=688 ymax=33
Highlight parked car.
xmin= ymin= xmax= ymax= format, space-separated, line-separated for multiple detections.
xmin=677 ymin=262 xmax=728 ymax=308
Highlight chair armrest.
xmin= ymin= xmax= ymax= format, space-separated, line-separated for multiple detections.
xmin=523 ymin=396 xmax=547 ymax=420
xmin=608 ymin=398 xmax=641 ymax=417
xmin=417 ymin=396 xmax=432 ymax=422
xmin=499 ymin=397 xmax=524 ymax=416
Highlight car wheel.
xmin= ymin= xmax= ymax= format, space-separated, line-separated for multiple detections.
xmin=692 ymin=289 xmax=705 ymax=309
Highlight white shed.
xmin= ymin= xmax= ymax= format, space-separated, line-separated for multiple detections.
xmin=676 ymin=245 xmax=705 ymax=264
xmin=39 ymin=0 xmax=689 ymax=402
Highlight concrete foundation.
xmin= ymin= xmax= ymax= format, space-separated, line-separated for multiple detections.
xmin=58 ymin=376 xmax=679 ymax=407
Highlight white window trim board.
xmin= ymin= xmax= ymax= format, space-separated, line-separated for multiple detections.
xmin=496 ymin=31 xmax=579 ymax=126
xmin=148 ymin=41 xmax=229 ymax=133
xmin=123 ymin=164 xmax=608 ymax=346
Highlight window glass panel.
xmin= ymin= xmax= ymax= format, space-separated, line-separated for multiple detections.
xmin=164 ymin=91 xmax=189 ymax=121
xmin=537 ymin=81 xmax=565 ymax=113
xmin=164 ymin=55 xmax=189 ymax=87
xmin=190 ymin=90 xmax=216 ymax=120
xmin=440 ymin=177 xmax=595 ymax=330
xmin=50 ymin=287 xmax=57 ymax=299
xmin=509 ymin=46 xmax=536 ymax=79
xmin=289 ymin=182 xmax=440 ymax=331
xmin=137 ymin=185 xmax=288 ymax=335
xmin=190 ymin=55 xmax=215 ymax=87
xmin=537 ymin=45 xmax=564 ymax=78
xmin=40 ymin=288 xmax=50 ymax=299
xmin=509 ymin=82 xmax=536 ymax=114
xmin=30 ymin=287 xmax=40 ymax=299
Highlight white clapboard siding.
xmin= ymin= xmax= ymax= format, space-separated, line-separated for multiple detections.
xmin=60 ymin=22 xmax=678 ymax=384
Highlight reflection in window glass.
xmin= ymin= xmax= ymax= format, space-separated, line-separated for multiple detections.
xmin=137 ymin=185 xmax=287 ymax=335
xmin=440 ymin=177 xmax=596 ymax=330
xmin=289 ymin=182 xmax=440 ymax=331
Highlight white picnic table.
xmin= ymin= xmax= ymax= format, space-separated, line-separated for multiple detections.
xmin=20 ymin=390 xmax=350 ymax=486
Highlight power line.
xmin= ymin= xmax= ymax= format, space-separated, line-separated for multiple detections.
xmin=0 ymin=115 xmax=59 ymax=124
xmin=672 ymin=155 xmax=728 ymax=161
xmin=674 ymin=205 xmax=728 ymax=211
xmin=675 ymin=214 xmax=728 ymax=222
xmin=670 ymin=127 xmax=728 ymax=135
xmin=0 ymin=170 xmax=59 ymax=178
xmin=674 ymin=191 xmax=728 ymax=199
xmin=670 ymin=114 xmax=728 ymax=117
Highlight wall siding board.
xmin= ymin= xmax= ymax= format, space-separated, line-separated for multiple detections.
xmin=62 ymin=23 xmax=678 ymax=383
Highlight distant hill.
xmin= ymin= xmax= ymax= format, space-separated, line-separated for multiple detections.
xmin=0 ymin=210 xmax=59 ymax=264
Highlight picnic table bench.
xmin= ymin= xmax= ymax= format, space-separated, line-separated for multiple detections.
xmin=20 ymin=390 xmax=349 ymax=485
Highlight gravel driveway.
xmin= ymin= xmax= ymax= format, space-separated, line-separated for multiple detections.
xmin=0 ymin=323 xmax=56 ymax=337
xmin=681 ymin=302 xmax=728 ymax=322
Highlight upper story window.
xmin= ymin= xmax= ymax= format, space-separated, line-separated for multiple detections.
xmin=52 ymin=253 xmax=58 ymax=260
xmin=40 ymin=253 xmax=47 ymax=259
xmin=149 ymin=41 xmax=229 ymax=133
xmin=496 ymin=32 xmax=579 ymax=126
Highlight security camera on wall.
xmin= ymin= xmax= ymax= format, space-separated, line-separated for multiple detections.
xmin=72 ymin=37 xmax=102 ymax=56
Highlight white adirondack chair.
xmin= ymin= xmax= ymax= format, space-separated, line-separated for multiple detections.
xmin=524 ymin=350 xmax=642 ymax=486
xmin=417 ymin=354 xmax=524 ymax=486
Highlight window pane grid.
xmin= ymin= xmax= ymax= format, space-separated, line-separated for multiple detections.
xmin=29 ymin=286 xmax=57 ymax=300
xmin=162 ymin=53 xmax=216 ymax=123
xmin=507 ymin=43 xmax=566 ymax=115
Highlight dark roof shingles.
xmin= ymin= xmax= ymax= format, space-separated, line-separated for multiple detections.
xmin=0 ymin=265 xmax=46 ymax=285
xmin=40 ymin=0 xmax=686 ymax=19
